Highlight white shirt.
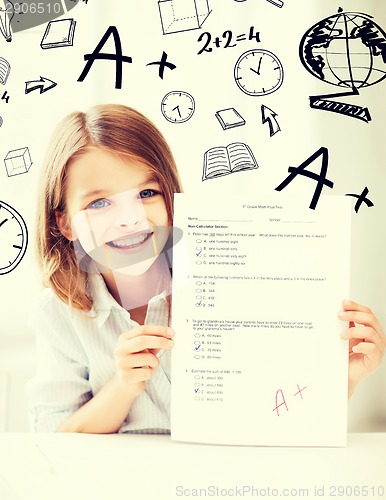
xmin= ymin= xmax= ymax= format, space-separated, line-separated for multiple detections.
xmin=27 ymin=274 xmax=171 ymax=433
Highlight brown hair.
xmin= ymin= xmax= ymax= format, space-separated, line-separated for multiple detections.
xmin=36 ymin=104 xmax=183 ymax=311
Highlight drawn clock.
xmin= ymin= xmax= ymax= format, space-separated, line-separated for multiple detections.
xmin=0 ymin=201 xmax=28 ymax=275
xmin=161 ymin=91 xmax=195 ymax=123
xmin=234 ymin=49 xmax=284 ymax=96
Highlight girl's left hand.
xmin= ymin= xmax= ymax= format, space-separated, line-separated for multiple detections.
xmin=339 ymin=300 xmax=386 ymax=395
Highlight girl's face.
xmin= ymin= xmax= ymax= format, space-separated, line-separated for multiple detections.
xmin=57 ymin=148 xmax=170 ymax=276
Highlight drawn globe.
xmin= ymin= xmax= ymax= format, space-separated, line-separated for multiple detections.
xmin=299 ymin=10 xmax=386 ymax=89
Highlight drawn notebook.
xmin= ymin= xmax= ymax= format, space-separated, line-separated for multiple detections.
xmin=202 ymin=142 xmax=258 ymax=180
xmin=40 ymin=18 xmax=76 ymax=49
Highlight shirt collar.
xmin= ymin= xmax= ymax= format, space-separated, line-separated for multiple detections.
xmin=82 ymin=273 xmax=119 ymax=327
xmin=84 ymin=273 xmax=168 ymax=328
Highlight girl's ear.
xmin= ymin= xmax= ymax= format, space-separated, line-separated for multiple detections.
xmin=55 ymin=210 xmax=76 ymax=241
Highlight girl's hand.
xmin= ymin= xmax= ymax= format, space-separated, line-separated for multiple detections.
xmin=114 ymin=325 xmax=174 ymax=397
xmin=339 ymin=300 xmax=386 ymax=396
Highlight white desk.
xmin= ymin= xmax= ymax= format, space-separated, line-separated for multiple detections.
xmin=0 ymin=433 xmax=385 ymax=500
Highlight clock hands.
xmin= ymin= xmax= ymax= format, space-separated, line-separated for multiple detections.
xmin=250 ymin=56 xmax=263 ymax=75
xmin=172 ymin=105 xmax=182 ymax=118
xmin=0 ymin=218 xmax=8 ymax=228
xmin=257 ymin=56 xmax=262 ymax=74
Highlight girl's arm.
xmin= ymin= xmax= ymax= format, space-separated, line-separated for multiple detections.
xmin=57 ymin=325 xmax=174 ymax=433
xmin=57 ymin=373 xmax=141 ymax=433
xmin=339 ymin=300 xmax=386 ymax=399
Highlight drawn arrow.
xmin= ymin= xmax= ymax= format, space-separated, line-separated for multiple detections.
xmin=25 ymin=76 xmax=57 ymax=95
xmin=261 ymin=105 xmax=281 ymax=136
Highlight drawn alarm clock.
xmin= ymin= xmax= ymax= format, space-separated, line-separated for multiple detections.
xmin=0 ymin=200 xmax=28 ymax=274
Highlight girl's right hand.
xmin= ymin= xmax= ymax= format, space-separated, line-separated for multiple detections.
xmin=114 ymin=325 xmax=174 ymax=397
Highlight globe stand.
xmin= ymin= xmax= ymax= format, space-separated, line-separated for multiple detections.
xmin=309 ymin=88 xmax=371 ymax=123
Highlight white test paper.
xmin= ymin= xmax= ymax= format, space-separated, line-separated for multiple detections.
xmin=171 ymin=194 xmax=351 ymax=447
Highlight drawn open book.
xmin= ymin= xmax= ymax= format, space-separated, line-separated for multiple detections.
xmin=202 ymin=142 xmax=258 ymax=180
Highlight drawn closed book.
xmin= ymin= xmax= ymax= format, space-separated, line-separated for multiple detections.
xmin=215 ymin=108 xmax=245 ymax=130
xmin=202 ymin=142 xmax=258 ymax=180
xmin=40 ymin=18 xmax=76 ymax=49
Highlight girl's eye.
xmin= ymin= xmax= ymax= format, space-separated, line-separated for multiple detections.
xmin=139 ymin=189 xmax=159 ymax=199
xmin=86 ymin=199 xmax=110 ymax=210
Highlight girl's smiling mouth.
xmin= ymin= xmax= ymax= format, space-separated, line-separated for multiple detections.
xmin=106 ymin=231 xmax=153 ymax=252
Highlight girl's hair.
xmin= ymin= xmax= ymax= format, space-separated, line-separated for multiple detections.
xmin=37 ymin=104 xmax=183 ymax=311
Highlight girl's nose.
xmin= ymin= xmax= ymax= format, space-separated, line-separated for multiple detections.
xmin=116 ymin=218 xmax=141 ymax=228
xmin=113 ymin=198 xmax=147 ymax=229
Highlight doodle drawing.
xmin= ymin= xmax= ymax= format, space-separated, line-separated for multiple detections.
xmin=197 ymin=25 xmax=260 ymax=55
xmin=4 ymin=147 xmax=33 ymax=177
xmin=0 ymin=200 xmax=28 ymax=275
xmin=346 ymin=187 xmax=374 ymax=214
xmin=146 ymin=51 xmax=176 ymax=79
xmin=77 ymin=26 xmax=133 ymax=90
xmin=202 ymin=142 xmax=258 ymax=180
xmin=0 ymin=1 xmax=14 ymax=42
xmin=261 ymin=105 xmax=280 ymax=136
xmin=158 ymin=0 xmax=211 ymax=35
xmin=266 ymin=0 xmax=283 ymax=7
xmin=234 ymin=49 xmax=284 ymax=96
xmin=275 ymin=146 xmax=334 ymax=210
xmin=215 ymin=107 xmax=245 ymax=130
xmin=300 ymin=8 xmax=386 ymax=123
xmin=161 ymin=90 xmax=195 ymax=123
xmin=25 ymin=76 xmax=57 ymax=95
xmin=1 ymin=90 xmax=9 ymax=102
xmin=40 ymin=18 xmax=76 ymax=49
xmin=0 ymin=56 xmax=10 ymax=84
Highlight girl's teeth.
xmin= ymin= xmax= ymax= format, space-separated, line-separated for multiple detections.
xmin=110 ymin=233 xmax=148 ymax=247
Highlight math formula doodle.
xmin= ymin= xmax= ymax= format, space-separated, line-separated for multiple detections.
xmin=197 ymin=26 xmax=260 ymax=55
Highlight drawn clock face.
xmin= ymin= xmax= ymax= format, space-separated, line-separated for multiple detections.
xmin=0 ymin=201 xmax=28 ymax=275
xmin=161 ymin=91 xmax=195 ymax=123
xmin=234 ymin=49 xmax=284 ymax=96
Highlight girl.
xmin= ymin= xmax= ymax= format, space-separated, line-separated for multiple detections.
xmin=27 ymin=104 xmax=385 ymax=434
xmin=28 ymin=104 xmax=181 ymax=434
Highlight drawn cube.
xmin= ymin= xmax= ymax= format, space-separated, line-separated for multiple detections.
xmin=4 ymin=147 xmax=33 ymax=177
xmin=158 ymin=0 xmax=211 ymax=34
